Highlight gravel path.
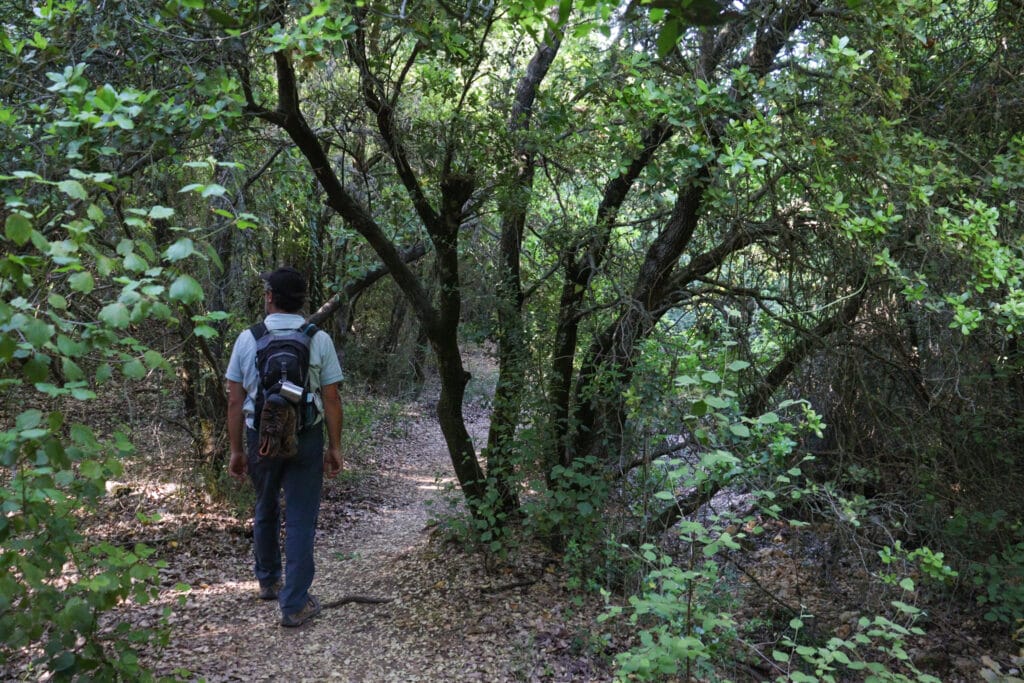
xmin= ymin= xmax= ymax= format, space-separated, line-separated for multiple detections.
xmin=139 ymin=408 xmax=611 ymax=682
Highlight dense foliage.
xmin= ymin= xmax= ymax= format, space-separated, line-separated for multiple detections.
xmin=1 ymin=0 xmax=1021 ymax=678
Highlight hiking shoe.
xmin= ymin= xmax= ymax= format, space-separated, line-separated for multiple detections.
xmin=258 ymin=580 xmax=282 ymax=601
xmin=281 ymin=595 xmax=321 ymax=627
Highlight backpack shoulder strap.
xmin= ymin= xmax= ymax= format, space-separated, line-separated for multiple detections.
xmin=300 ymin=323 xmax=317 ymax=339
xmin=250 ymin=322 xmax=269 ymax=341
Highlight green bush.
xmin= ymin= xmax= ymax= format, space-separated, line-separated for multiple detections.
xmin=1 ymin=158 xmax=210 ymax=676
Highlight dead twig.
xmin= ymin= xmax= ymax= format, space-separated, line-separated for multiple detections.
xmin=321 ymin=594 xmax=394 ymax=608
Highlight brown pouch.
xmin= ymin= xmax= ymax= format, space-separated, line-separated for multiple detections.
xmin=258 ymin=394 xmax=298 ymax=458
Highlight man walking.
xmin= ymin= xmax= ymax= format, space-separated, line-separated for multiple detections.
xmin=225 ymin=266 xmax=344 ymax=627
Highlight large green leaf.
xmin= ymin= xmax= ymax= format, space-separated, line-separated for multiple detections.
xmin=163 ymin=238 xmax=196 ymax=262
xmin=99 ymin=302 xmax=130 ymax=329
xmin=5 ymin=214 xmax=32 ymax=245
xmin=57 ymin=179 xmax=87 ymax=200
xmin=168 ymin=274 xmax=204 ymax=304
xmin=68 ymin=271 xmax=94 ymax=293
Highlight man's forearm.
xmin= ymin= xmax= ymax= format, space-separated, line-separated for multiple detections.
xmin=325 ymin=401 xmax=343 ymax=451
xmin=322 ymin=384 xmax=343 ymax=451
xmin=227 ymin=381 xmax=245 ymax=452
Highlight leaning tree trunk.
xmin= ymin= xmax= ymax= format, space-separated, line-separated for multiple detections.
xmin=240 ymin=29 xmax=491 ymax=507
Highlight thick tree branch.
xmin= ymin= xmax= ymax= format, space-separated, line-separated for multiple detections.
xmin=252 ymin=40 xmax=437 ymax=329
xmin=662 ymin=221 xmax=785 ymax=300
xmin=348 ymin=30 xmax=439 ymax=231
xmin=634 ymin=280 xmax=867 ymax=543
xmin=306 ymin=242 xmax=428 ymax=327
xmin=743 ymin=281 xmax=867 ymax=416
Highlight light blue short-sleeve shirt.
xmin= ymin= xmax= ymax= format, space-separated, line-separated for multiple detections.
xmin=226 ymin=313 xmax=343 ymax=428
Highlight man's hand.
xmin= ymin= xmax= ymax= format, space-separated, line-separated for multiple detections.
xmin=324 ymin=446 xmax=343 ymax=478
xmin=228 ymin=449 xmax=248 ymax=481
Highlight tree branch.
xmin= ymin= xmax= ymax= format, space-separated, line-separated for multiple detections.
xmin=348 ymin=28 xmax=439 ymax=231
xmin=306 ymin=242 xmax=428 ymax=327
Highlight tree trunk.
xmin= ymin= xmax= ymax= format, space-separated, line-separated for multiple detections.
xmin=242 ymin=46 xmax=489 ymax=507
xmin=486 ymin=19 xmax=563 ymax=514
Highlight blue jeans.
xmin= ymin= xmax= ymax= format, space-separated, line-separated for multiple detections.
xmin=246 ymin=425 xmax=324 ymax=616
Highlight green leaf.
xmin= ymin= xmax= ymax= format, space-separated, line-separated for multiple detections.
xmin=656 ymin=18 xmax=680 ymax=57
xmin=164 ymin=238 xmax=196 ymax=262
xmin=59 ymin=597 xmax=94 ymax=631
xmin=24 ymin=318 xmax=54 ymax=348
xmin=122 ymin=359 xmax=146 ymax=380
xmin=62 ymin=358 xmax=84 ymax=382
xmin=51 ymin=651 xmax=76 ymax=672
xmin=704 ymin=396 xmax=729 ymax=409
xmin=899 ymin=577 xmax=915 ymax=592
xmin=143 ymin=350 xmax=164 ymax=369
xmin=24 ymin=355 xmax=50 ymax=382
xmin=577 ymin=501 xmax=594 ymax=515
xmin=56 ymin=335 xmax=83 ymax=357
xmin=207 ymin=7 xmax=240 ymax=27
xmin=69 ymin=271 xmax=94 ymax=293
xmin=701 ymin=371 xmax=722 ymax=384
xmin=57 ymin=180 xmax=88 ymax=200
xmin=123 ymin=252 xmax=148 ymax=272
xmin=95 ymin=362 xmax=113 ymax=384
xmin=729 ymin=423 xmax=751 ymax=438
xmin=99 ymin=302 xmax=131 ymax=329
xmin=15 ymin=409 xmax=43 ymax=430
xmin=201 ymin=183 xmax=227 ymax=198
xmin=168 ymin=274 xmax=204 ymax=304
xmin=193 ymin=324 xmax=217 ymax=338
xmin=70 ymin=386 xmax=97 ymax=400
xmin=0 ymin=334 xmax=15 ymax=361
xmin=94 ymin=85 xmax=118 ymax=111
xmin=5 ymin=213 xmax=32 ymax=245
xmin=35 ymin=382 xmax=61 ymax=397
xmin=727 ymin=360 xmax=750 ymax=371
xmin=654 ymin=490 xmax=676 ymax=501
xmin=148 ymin=205 xmax=175 ymax=220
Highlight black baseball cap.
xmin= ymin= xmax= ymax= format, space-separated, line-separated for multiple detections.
xmin=260 ymin=266 xmax=307 ymax=310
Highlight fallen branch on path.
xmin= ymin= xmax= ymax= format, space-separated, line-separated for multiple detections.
xmin=321 ymin=595 xmax=394 ymax=609
xmin=479 ymin=579 xmax=537 ymax=595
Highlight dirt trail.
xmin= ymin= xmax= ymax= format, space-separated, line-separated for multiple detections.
xmin=141 ymin=407 xmax=610 ymax=682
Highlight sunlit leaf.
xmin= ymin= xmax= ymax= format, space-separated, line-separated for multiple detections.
xmin=99 ymin=302 xmax=130 ymax=329
xmin=69 ymin=271 xmax=94 ymax=293
xmin=57 ymin=180 xmax=88 ymax=200
xmin=164 ymin=238 xmax=195 ymax=262
xmin=168 ymin=274 xmax=204 ymax=304
xmin=5 ymin=214 xmax=32 ymax=245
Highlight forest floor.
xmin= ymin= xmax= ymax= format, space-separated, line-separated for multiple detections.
xmin=3 ymin=354 xmax=1021 ymax=681
xmin=117 ymin=399 xmax=615 ymax=681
